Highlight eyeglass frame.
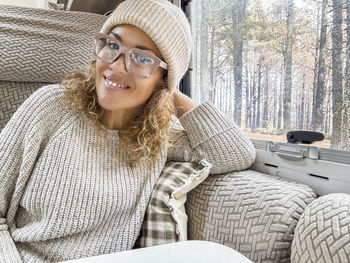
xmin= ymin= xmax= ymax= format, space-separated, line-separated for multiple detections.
xmin=93 ymin=33 xmax=168 ymax=79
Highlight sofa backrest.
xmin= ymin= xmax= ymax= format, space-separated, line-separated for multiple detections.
xmin=0 ymin=4 xmax=106 ymax=130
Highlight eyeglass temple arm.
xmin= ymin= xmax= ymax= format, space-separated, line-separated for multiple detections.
xmin=160 ymin=61 xmax=167 ymax=70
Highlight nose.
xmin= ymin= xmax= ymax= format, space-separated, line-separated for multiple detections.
xmin=109 ymin=53 xmax=128 ymax=75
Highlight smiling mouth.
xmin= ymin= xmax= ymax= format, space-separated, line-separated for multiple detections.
xmin=103 ymin=76 xmax=131 ymax=90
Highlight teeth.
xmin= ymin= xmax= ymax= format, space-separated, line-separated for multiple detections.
xmin=107 ymin=79 xmax=126 ymax=89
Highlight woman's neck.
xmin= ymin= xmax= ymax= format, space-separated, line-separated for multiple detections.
xmin=100 ymin=108 xmax=140 ymax=130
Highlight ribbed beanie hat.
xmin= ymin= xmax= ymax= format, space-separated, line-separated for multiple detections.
xmin=100 ymin=0 xmax=192 ymax=91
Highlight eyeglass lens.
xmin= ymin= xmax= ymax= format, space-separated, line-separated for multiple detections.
xmin=95 ymin=36 xmax=158 ymax=78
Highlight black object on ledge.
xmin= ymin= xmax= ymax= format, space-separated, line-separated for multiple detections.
xmin=287 ymin=131 xmax=325 ymax=144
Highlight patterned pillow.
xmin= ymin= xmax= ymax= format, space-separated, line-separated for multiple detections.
xmin=186 ymin=170 xmax=317 ymax=262
xmin=135 ymin=160 xmax=212 ymax=248
xmin=291 ymin=193 xmax=350 ymax=263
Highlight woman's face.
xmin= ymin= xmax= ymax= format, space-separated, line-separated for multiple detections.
xmin=95 ymin=24 xmax=164 ymax=112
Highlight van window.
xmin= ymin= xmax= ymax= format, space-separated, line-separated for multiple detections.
xmin=190 ymin=0 xmax=350 ymax=151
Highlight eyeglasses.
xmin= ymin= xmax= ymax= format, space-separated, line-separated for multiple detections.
xmin=93 ymin=33 xmax=167 ymax=78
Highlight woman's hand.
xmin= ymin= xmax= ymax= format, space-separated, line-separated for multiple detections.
xmin=173 ymin=90 xmax=199 ymax=118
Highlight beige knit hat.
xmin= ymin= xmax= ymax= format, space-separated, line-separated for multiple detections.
xmin=100 ymin=0 xmax=192 ymax=91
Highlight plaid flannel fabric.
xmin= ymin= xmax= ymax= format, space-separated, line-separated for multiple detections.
xmin=135 ymin=161 xmax=210 ymax=248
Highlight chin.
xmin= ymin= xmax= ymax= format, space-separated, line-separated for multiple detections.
xmin=97 ymin=98 xmax=117 ymax=111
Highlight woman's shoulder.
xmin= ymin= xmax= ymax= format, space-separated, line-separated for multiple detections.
xmin=14 ymin=84 xmax=73 ymax=127
xmin=21 ymin=84 xmax=71 ymax=114
xmin=28 ymin=84 xmax=67 ymax=104
xmin=2 ymin=84 xmax=74 ymax=139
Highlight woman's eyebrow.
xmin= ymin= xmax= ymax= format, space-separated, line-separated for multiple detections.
xmin=111 ymin=32 xmax=123 ymax=42
xmin=110 ymin=32 xmax=153 ymax=51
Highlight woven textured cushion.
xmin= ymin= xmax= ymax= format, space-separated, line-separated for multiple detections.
xmin=0 ymin=81 xmax=47 ymax=130
xmin=186 ymin=169 xmax=317 ymax=263
xmin=291 ymin=193 xmax=350 ymax=263
xmin=136 ymin=160 xmax=212 ymax=247
xmin=0 ymin=5 xmax=106 ymax=83
xmin=0 ymin=5 xmax=106 ymax=131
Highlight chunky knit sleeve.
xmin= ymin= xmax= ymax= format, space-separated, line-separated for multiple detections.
xmin=0 ymin=85 xmax=65 ymax=262
xmin=167 ymin=101 xmax=256 ymax=174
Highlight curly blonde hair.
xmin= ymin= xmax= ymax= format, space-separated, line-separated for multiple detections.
xmin=62 ymin=60 xmax=175 ymax=167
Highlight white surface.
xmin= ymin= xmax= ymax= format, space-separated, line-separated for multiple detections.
xmin=0 ymin=0 xmax=36 ymax=8
xmin=36 ymin=0 xmax=48 ymax=9
xmin=61 ymin=241 xmax=253 ymax=263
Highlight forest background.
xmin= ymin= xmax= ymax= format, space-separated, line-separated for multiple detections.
xmin=191 ymin=0 xmax=350 ymax=150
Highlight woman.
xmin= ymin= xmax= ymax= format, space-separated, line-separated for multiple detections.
xmin=0 ymin=0 xmax=255 ymax=262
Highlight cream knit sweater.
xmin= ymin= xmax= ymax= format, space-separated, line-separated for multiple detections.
xmin=0 ymin=85 xmax=256 ymax=262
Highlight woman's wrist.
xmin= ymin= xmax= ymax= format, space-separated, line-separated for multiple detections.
xmin=173 ymin=90 xmax=198 ymax=118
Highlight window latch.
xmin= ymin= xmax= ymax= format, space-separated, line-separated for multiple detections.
xmin=267 ymin=141 xmax=319 ymax=160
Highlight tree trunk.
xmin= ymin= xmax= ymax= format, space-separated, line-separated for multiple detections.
xmin=251 ymin=67 xmax=257 ymax=132
xmin=312 ymin=1 xmax=321 ymax=129
xmin=331 ymin=0 xmax=343 ymax=149
xmin=345 ymin=0 xmax=350 ymax=149
xmin=245 ymin=66 xmax=251 ymax=128
xmin=232 ymin=0 xmax=247 ymax=126
xmin=263 ymin=66 xmax=269 ymax=129
xmin=300 ymin=68 xmax=306 ymax=130
xmin=273 ymin=70 xmax=278 ymax=129
xmin=257 ymin=60 xmax=262 ymax=128
xmin=312 ymin=0 xmax=328 ymax=132
xmin=325 ymin=86 xmax=332 ymax=134
xmin=209 ymin=15 xmax=216 ymax=102
xmin=278 ymin=63 xmax=283 ymax=130
xmin=200 ymin=0 xmax=210 ymax=102
xmin=283 ymin=0 xmax=294 ymax=131
xmin=192 ymin=0 xmax=200 ymax=101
